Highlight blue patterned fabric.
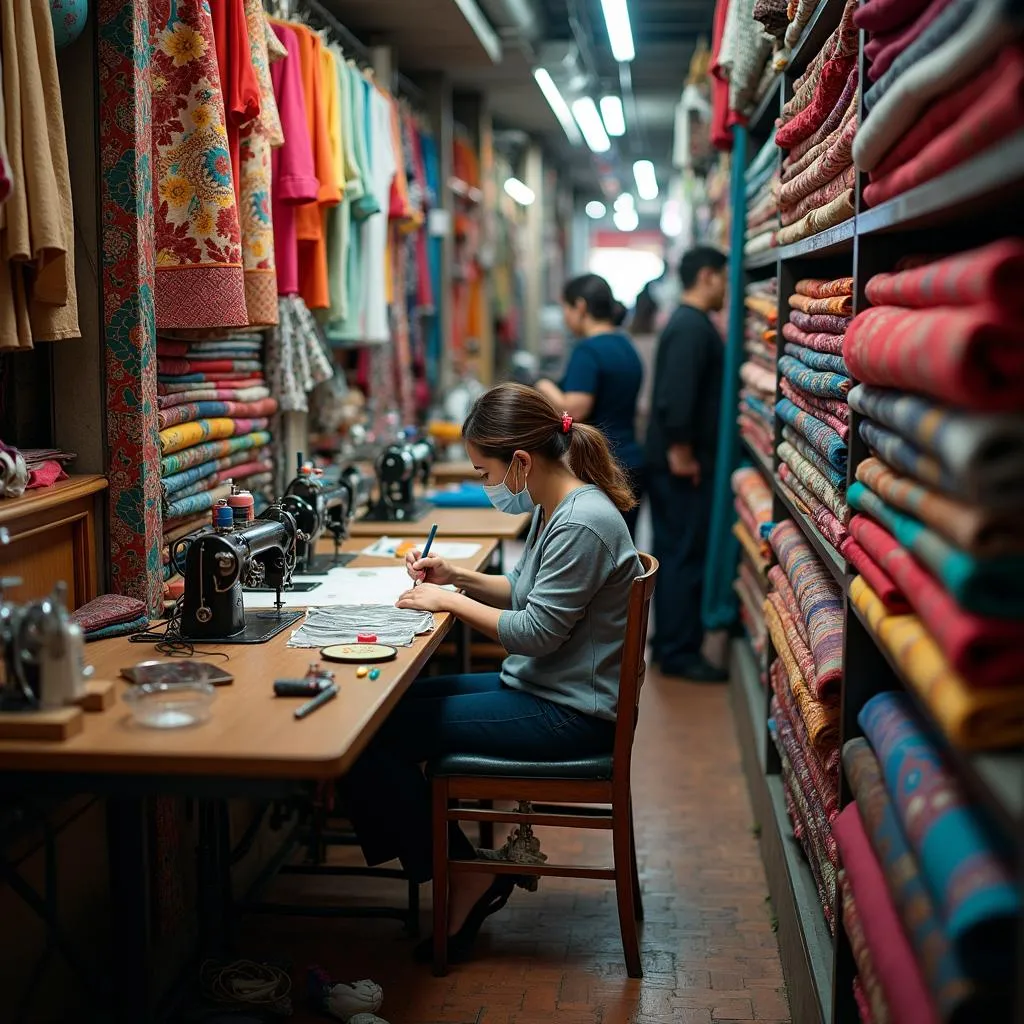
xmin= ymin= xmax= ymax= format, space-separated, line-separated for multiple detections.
xmin=779 ymin=354 xmax=852 ymax=400
xmin=782 ymin=426 xmax=846 ymax=489
xmin=777 ymin=397 xmax=848 ymax=472
xmin=859 ymin=692 xmax=1021 ymax=980
xmin=783 ymin=342 xmax=848 ymax=375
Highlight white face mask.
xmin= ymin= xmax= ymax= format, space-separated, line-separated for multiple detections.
xmin=482 ymin=457 xmax=535 ymax=515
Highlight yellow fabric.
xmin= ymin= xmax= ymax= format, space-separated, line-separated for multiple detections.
xmin=159 ymin=418 xmax=239 ymax=455
xmin=732 ymin=520 xmax=768 ymax=578
xmin=764 ymin=597 xmax=839 ymax=753
xmin=0 ymin=0 xmax=79 ymax=348
xmin=744 ymin=294 xmax=777 ymax=322
xmin=849 ymin=576 xmax=1024 ymax=751
xmin=320 ymin=44 xmax=344 ymax=198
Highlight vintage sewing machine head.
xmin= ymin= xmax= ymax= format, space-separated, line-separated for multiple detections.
xmin=364 ymin=437 xmax=435 ymax=523
xmin=282 ymin=456 xmax=357 ymax=574
xmin=178 ymin=503 xmax=304 ymax=644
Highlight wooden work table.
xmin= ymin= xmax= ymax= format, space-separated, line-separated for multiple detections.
xmin=0 ymin=538 xmax=498 ymax=781
xmin=349 ymin=503 xmax=529 ymax=540
xmin=430 ymin=459 xmax=477 ymax=485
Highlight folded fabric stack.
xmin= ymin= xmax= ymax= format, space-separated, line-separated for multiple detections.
xmin=854 ymin=0 xmax=1024 ymax=208
xmin=764 ymin=519 xmax=843 ymax=927
xmin=745 ymin=132 xmax=780 ymax=256
xmin=774 ymin=0 xmax=859 ymax=246
xmin=740 ymin=278 xmax=777 ymax=458
xmin=776 ymin=276 xmax=852 ymax=554
xmin=835 ymin=693 xmax=1020 ymax=1021
xmin=842 ymin=239 xmax=1024 ymax=751
xmin=70 ymin=594 xmax=150 ymax=642
xmin=716 ymin=0 xmax=774 ymax=121
xmin=158 ymin=333 xmax=278 ymax=584
xmin=732 ymin=467 xmax=773 ymax=656
xmin=753 ymin=0 xmax=802 ymax=72
xmin=773 ymin=0 xmax=823 ymax=69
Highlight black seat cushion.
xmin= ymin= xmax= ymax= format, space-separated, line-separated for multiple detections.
xmin=427 ymin=753 xmax=613 ymax=780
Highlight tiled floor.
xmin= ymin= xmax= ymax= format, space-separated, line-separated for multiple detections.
xmin=237 ymin=668 xmax=791 ymax=1024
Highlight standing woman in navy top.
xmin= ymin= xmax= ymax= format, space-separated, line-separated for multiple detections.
xmin=537 ymin=274 xmax=645 ymax=538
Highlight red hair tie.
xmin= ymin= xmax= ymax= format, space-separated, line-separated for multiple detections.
xmin=561 ymin=412 xmax=573 ymax=434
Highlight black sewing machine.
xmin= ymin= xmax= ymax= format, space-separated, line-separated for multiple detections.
xmin=280 ymin=455 xmax=359 ymax=578
xmin=179 ymin=504 xmax=305 ymax=644
xmin=361 ymin=438 xmax=435 ymax=522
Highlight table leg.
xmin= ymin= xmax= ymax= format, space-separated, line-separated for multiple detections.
xmin=106 ymin=796 xmax=152 ymax=1024
xmin=196 ymin=799 xmax=234 ymax=957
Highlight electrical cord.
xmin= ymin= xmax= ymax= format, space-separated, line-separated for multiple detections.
xmin=200 ymin=959 xmax=292 ymax=1015
xmin=128 ymin=599 xmax=229 ymax=660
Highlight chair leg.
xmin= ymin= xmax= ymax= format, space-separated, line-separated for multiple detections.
xmin=477 ymin=799 xmax=495 ymax=850
xmin=612 ymin=801 xmax=643 ymax=978
xmin=630 ymin=805 xmax=644 ymax=922
xmin=431 ymin=777 xmax=450 ymax=976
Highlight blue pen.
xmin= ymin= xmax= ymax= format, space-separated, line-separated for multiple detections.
xmin=415 ymin=523 xmax=439 ymax=586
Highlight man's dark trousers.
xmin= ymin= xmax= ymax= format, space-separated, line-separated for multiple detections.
xmin=648 ymin=468 xmax=713 ymax=671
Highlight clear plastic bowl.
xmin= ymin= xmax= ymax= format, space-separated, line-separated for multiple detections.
xmin=123 ymin=680 xmax=216 ymax=729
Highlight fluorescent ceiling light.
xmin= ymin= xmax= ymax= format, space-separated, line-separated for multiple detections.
xmin=613 ymin=206 xmax=639 ymax=232
xmin=585 ymin=200 xmax=607 ymax=219
xmin=533 ymin=68 xmax=582 ymax=145
xmin=613 ymin=193 xmax=634 ymax=213
xmin=599 ymin=95 xmax=626 ymax=136
xmin=571 ymin=97 xmax=611 ymax=154
xmin=600 ymin=0 xmax=635 ymax=63
xmin=503 ymin=177 xmax=536 ymax=206
xmin=633 ymin=160 xmax=658 ymax=201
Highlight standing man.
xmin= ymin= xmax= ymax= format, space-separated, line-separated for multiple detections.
xmin=646 ymin=246 xmax=728 ymax=682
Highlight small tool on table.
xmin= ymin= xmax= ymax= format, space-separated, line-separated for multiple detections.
xmin=295 ymin=683 xmax=339 ymax=719
xmin=414 ymin=523 xmax=439 ymax=587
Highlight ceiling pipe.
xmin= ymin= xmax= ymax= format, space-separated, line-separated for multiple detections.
xmin=478 ymin=0 xmax=545 ymax=57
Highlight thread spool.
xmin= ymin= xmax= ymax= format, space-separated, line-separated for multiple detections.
xmin=213 ymin=501 xmax=234 ymax=531
xmin=228 ymin=486 xmax=255 ymax=524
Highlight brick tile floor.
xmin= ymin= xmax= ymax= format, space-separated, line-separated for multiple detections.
xmin=236 ymin=668 xmax=790 ymax=1024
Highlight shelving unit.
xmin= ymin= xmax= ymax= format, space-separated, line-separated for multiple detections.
xmin=725 ymin=2 xmax=1024 ymax=1022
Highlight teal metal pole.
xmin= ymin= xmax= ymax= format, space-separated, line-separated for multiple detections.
xmin=701 ymin=123 xmax=748 ymax=630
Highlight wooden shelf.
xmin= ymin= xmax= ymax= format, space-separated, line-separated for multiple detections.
xmin=857 ymin=131 xmax=1024 ymax=236
xmin=742 ymin=436 xmax=774 ymax=485
xmin=776 ymin=219 xmax=855 ymax=262
xmin=750 ymin=76 xmax=781 ymax=139
xmin=789 ymin=0 xmax=846 ymax=74
xmin=772 ymin=478 xmax=849 ymax=591
xmin=745 ymin=248 xmax=780 ymax=271
xmin=848 ymin=601 xmax=1024 ymax=839
xmin=0 ymin=475 xmax=107 ymax=525
xmin=730 ymin=637 xmax=767 ymax=775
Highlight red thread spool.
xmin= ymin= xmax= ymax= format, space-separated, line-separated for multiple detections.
xmin=228 ymin=486 xmax=255 ymax=524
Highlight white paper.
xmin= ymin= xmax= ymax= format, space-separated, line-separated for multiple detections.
xmin=360 ymin=536 xmax=481 ymax=559
xmin=244 ymin=566 xmax=454 ymax=609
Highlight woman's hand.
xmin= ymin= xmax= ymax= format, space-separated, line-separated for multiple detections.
xmin=404 ymin=548 xmax=457 ymax=586
xmin=396 ymin=582 xmax=453 ymax=613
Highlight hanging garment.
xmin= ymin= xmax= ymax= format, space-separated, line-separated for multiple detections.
xmin=281 ymin=21 xmax=341 ymax=311
xmin=266 ymin=295 xmax=334 ymax=413
xmin=151 ymin=0 xmax=248 ymax=329
xmin=324 ymin=47 xmax=355 ymax=323
xmin=363 ymin=81 xmax=397 ymax=343
xmin=269 ymin=21 xmax=318 ymax=297
xmin=0 ymin=47 xmax=10 ymax=207
xmin=236 ymin=0 xmax=279 ymax=325
xmin=0 ymin=0 xmax=79 ymax=349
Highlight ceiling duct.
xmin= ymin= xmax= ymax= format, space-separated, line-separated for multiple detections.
xmin=478 ymin=0 xmax=545 ymax=44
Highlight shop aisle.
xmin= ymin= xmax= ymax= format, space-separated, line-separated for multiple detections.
xmin=236 ymin=668 xmax=791 ymax=1024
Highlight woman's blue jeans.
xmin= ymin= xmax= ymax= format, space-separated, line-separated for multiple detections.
xmin=341 ymin=672 xmax=616 ymax=883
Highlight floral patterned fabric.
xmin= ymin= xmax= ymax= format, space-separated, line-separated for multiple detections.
xmin=151 ymin=0 xmax=248 ymax=329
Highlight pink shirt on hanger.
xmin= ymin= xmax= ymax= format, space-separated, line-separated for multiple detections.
xmin=270 ymin=22 xmax=319 ymax=296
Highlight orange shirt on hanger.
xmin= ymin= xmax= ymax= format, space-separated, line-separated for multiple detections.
xmin=281 ymin=20 xmax=341 ymax=310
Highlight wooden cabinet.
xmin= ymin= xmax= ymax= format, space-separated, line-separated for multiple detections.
xmin=0 ymin=475 xmax=107 ymax=610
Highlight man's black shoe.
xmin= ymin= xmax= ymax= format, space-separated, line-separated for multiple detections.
xmin=659 ymin=656 xmax=729 ymax=683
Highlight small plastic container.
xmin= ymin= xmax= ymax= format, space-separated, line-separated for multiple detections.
xmin=123 ymin=680 xmax=216 ymax=729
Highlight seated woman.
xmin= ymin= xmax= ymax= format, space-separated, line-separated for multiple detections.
xmin=536 ymin=274 xmax=645 ymax=538
xmin=341 ymin=382 xmax=641 ymax=962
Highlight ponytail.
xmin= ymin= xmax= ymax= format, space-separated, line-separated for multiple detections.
xmin=566 ymin=422 xmax=637 ymax=512
xmin=463 ymin=382 xmax=638 ymax=513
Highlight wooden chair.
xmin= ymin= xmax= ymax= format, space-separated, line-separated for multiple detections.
xmin=427 ymin=552 xmax=658 ymax=978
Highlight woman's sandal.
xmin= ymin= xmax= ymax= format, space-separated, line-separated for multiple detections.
xmin=414 ymin=875 xmax=524 ymax=964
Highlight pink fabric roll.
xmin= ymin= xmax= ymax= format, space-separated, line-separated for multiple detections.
xmin=834 ymin=804 xmax=940 ymax=1024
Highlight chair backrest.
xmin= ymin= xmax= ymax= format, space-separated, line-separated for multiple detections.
xmin=612 ymin=552 xmax=658 ymax=780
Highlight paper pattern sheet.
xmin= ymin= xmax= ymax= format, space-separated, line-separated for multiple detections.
xmin=360 ymin=536 xmax=482 ymax=559
xmin=244 ymin=566 xmax=451 ymax=609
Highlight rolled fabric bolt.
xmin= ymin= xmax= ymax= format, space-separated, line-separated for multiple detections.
xmin=369 ymin=668 xmax=381 ymax=681
xmin=356 ymin=666 xmax=369 ymax=678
